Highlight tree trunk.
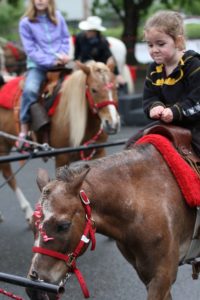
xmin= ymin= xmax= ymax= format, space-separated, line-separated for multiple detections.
xmin=122 ymin=0 xmax=140 ymax=65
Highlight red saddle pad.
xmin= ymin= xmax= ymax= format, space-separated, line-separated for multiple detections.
xmin=0 ymin=76 xmax=23 ymax=109
xmin=136 ymin=134 xmax=200 ymax=207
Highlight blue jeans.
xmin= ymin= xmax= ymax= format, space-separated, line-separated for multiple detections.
xmin=20 ymin=68 xmax=46 ymax=124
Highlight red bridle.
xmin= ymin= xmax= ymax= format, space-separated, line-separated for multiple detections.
xmin=32 ymin=190 xmax=96 ymax=299
xmin=85 ymin=85 xmax=118 ymax=114
xmin=80 ymin=84 xmax=118 ymax=161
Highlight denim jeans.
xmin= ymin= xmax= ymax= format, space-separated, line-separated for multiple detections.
xmin=20 ymin=68 xmax=46 ymax=124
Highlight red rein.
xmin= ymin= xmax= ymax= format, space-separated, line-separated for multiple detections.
xmin=81 ymin=86 xmax=117 ymax=161
xmin=85 ymin=86 xmax=117 ymax=114
xmin=33 ymin=190 xmax=96 ymax=298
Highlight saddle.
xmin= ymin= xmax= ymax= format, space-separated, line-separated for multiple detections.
xmin=143 ymin=124 xmax=200 ymax=165
xmin=30 ymin=65 xmax=73 ymax=132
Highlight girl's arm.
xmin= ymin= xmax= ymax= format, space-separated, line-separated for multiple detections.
xmin=57 ymin=12 xmax=70 ymax=55
xmin=19 ymin=19 xmax=56 ymax=67
xmin=175 ymin=67 xmax=200 ymax=122
xmin=143 ymin=71 xmax=166 ymax=118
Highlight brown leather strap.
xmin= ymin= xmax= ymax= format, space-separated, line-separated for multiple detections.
xmin=143 ymin=124 xmax=200 ymax=163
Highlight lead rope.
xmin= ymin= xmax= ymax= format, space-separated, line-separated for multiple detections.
xmin=80 ymin=128 xmax=103 ymax=161
xmin=0 ymin=287 xmax=61 ymax=300
xmin=0 ymin=288 xmax=24 ymax=300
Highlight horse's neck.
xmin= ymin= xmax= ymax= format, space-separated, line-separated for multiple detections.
xmin=83 ymin=150 xmax=142 ymax=239
xmin=90 ymin=189 xmax=128 ymax=240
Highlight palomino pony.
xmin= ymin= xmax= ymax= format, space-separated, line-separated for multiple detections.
xmin=26 ymin=133 xmax=200 ymax=300
xmin=0 ymin=60 xmax=120 ymax=224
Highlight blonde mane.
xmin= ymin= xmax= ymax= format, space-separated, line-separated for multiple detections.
xmin=58 ymin=70 xmax=87 ymax=147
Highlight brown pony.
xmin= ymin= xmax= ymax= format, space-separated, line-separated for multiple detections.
xmin=1 ymin=41 xmax=26 ymax=75
xmin=0 ymin=60 xmax=120 ymax=224
xmin=26 ymin=141 xmax=197 ymax=300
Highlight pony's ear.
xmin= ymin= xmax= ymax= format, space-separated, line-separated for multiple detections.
xmin=70 ymin=165 xmax=90 ymax=192
xmin=106 ymin=56 xmax=115 ymax=73
xmin=75 ymin=60 xmax=90 ymax=75
xmin=36 ymin=168 xmax=50 ymax=191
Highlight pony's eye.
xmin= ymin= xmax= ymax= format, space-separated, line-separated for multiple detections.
xmin=57 ymin=221 xmax=71 ymax=232
xmin=91 ymin=88 xmax=97 ymax=94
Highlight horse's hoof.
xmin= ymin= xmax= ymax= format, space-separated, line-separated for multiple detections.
xmin=22 ymin=206 xmax=33 ymax=224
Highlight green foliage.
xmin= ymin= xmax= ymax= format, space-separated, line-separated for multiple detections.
xmin=171 ymin=0 xmax=200 ymax=14
xmin=185 ymin=24 xmax=200 ymax=39
xmin=92 ymin=23 xmax=200 ymax=41
xmin=7 ymin=0 xmax=21 ymax=5
xmin=104 ymin=26 xmax=123 ymax=38
xmin=0 ymin=0 xmax=24 ymax=42
xmin=92 ymin=0 xmax=122 ymax=21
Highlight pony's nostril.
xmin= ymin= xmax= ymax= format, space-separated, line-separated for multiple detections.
xmin=30 ymin=270 xmax=39 ymax=280
xmin=105 ymin=120 xmax=110 ymax=127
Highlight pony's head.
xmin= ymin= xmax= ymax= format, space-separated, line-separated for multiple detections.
xmin=77 ymin=60 xmax=120 ymax=135
xmin=27 ymin=166 xmax=94 ymax=300
xmin=58 ymin=60 xmax=120 ymax=148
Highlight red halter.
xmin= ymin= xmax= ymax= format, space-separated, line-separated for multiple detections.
xmin=32 ymin=190 xmax=96 ymax=299
xmin=85 ymin=86 xmax=118 ymax=114
xmin=81 ymin=85 xmax=118 ymax=160
xmin=80 ymin=127 xmax=103 ymax=161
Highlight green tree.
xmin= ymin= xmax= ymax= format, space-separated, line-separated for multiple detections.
xmin=92 ymin=0 xmax=200 ymax=65
xmin=0 ymin=0 xmax=24 ymax=41
xmin=93 ymin=0 xmax=154 ymax=64
xmin=7 ymin=0 xmax=20 ymax=5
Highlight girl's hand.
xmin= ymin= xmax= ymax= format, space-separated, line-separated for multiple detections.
xmin=116 ymin=74 xmax=126 ymax=85
xmin=55 ymin=53 xmax=70 ymax=65
xmin=160 ymin=108 xmax=173 ymax=123
xmin=149 ymin=106 xmax=165 ymax=119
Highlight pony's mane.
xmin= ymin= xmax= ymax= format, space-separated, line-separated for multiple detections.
xmin=56 ymin=61 xmax=113 ymax=147
xmin=56 ymin=163 xmax=90 ymax=183
xmin=58 ymin=69 xmax=87 ymax=147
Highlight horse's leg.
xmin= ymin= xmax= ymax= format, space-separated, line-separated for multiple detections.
xmin=146 ymin=270 xmax=174 ymax=300
xmin=145 ymin=245 xmax=179 ymax=300
xmin=117 ymin=240 xmax=178 ymax=300
xmin=1 ymin=162 xmax=33 ymax=223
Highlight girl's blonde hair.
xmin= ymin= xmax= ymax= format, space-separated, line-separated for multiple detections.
xmin=144 ymin=10 xmax=186 ymax=49
xmin=22 ymin=0 xmax=57 ymax=24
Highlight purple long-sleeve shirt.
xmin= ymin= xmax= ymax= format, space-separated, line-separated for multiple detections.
xmin=19 ymin=11 xmax=70 ymax=69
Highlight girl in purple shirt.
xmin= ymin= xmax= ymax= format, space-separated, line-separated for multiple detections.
xmin=18 ymin=0 xmax=70 ymax=146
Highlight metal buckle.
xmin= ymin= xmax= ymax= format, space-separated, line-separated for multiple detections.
xmin=66 ymin=253 xmax=75 ymax=268
xmin=80 ymin=190 xmax=90 ymax=205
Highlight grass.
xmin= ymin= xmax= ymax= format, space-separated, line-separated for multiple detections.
xmin=185 ymin=24 xmax=200 ymax=39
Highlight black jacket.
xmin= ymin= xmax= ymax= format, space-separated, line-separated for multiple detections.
xmin=143 ymin=50 xmax=200 ymax=156
xmin=74 ymin=32 xmax=119 ymax=74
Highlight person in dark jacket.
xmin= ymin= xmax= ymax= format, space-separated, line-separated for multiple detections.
xmin=74 ymin=16 xmax=125 ymax=86
xmin=128 ymin=10 xmax=200 ymax=157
